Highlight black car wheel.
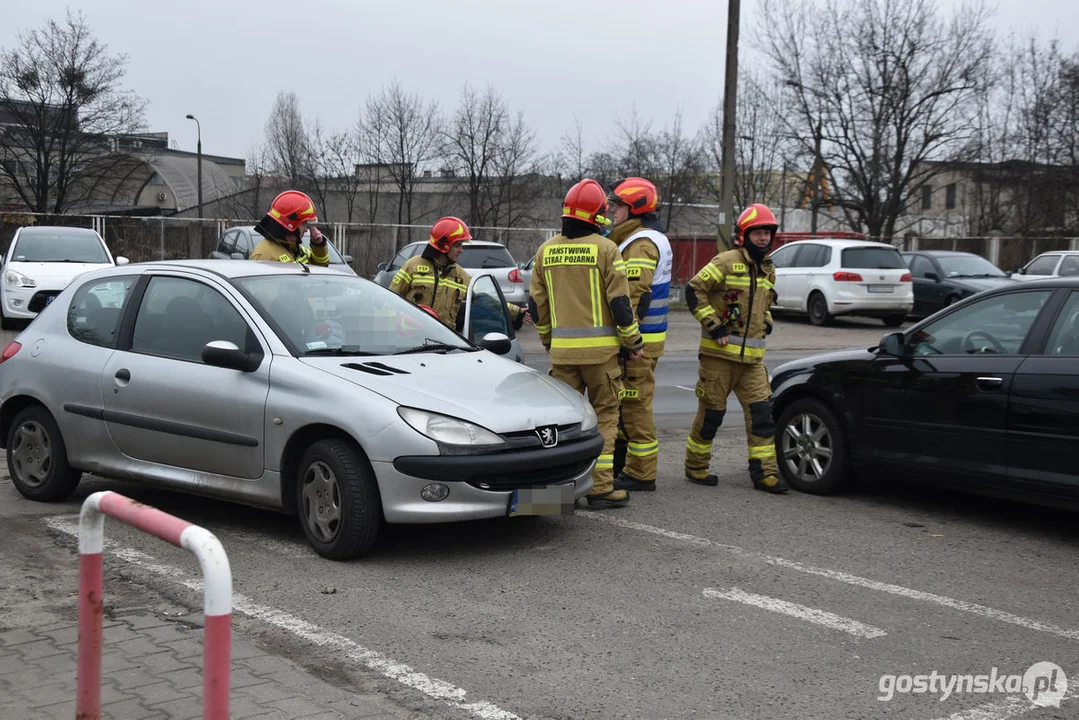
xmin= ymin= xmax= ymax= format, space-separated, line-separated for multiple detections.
xmin=776 ymin=398 xmax=849 ymax=494
xmin=807 ymin=292 xmax=833 ymax=326
xmin=6 ymin=405 xmax=82 ymax=501
xmin=296 ymin=438 xmax=382 ymax=560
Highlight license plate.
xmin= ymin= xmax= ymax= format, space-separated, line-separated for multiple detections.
xmin=45 ymin=295 xmax=55 ymax=305
xmin=866 ymin=285 xmax=894 ymax=293
xmin=509 ymin=484 xmax=575 ymax=516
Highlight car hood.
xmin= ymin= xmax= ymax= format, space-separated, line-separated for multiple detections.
xmin=7 ymin=261 xmax=113 ymax=286
xmin=772 ymin=347 xmax=876 ymax=379
xmin=300 ymin=352 xmax=586 ymax=433
xmin=947 ymin=276 xmax=1015 ymax=292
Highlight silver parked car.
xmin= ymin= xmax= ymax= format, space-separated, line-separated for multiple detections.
xmin=0 ymin=260 xmax=599 ymax=560
xmin=372 ymin=241 xmax=527 ymax=305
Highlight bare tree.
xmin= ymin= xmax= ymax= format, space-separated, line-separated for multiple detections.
xmin=242 ymin=143 xmax=273 ymax=220
xmin=325 ymin=128 xmax=363 ymax=223
xmin=446 ymin=83 xmax=507 ymax=227
xmin=763 ymin=0 xmax=995 ymax=239
xmin=0 ymin=10 xmax=147 ymax=212
xmin=363 ymin=80 xmax=442 ymax=239
xmin=263 ymin=91 xmax=310 ymax=188
xmin=557 ymin=117 xmax=587 ymax=188
xmin=652 ymin=112 xmax=704 ymax=230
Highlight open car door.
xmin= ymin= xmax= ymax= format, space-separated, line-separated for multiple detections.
xmin=460 ymin=272 xmax=524 ymax=363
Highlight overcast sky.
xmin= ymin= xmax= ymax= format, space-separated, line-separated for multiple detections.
xmin=4 ymin=0 xmax=1078 ymax=165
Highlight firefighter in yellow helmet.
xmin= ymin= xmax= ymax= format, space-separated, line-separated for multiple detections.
xmin=606 ymin=177 xmax=673 ymax=493
xmin=529 ymin=179 xmax=645 ymax=508
xmin=683 ymin=203 xmax=788 ymax=493
xmin=390 ymin=216 xmax=530 ymax=332
xmin=249 ymin=190 xmax=330 ymax=266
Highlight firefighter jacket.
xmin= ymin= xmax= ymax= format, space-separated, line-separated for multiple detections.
xmin=685 ymin=246 xmax=776 ymax=365
xmin=249 ymin=237 xmax=329 ymax=266
xmin=391 ymin=254 xmax=526 ymax=331
xmin=529 ymin=232 xmax=645 ymax=365
xmin=610 ymin=219 xmax=673 ymax=359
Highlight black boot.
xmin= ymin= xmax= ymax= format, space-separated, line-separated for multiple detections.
xmin=614 ymin=472 xmax=656 ymax=492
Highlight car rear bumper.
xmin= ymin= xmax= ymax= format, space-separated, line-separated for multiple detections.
xmin=829 ymin=291 xmax=913 ymax=316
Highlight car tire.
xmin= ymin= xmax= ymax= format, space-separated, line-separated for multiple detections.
xmin=807 ymin=292 xmax=833 ymax=326
xmin=776 ymin=397 xmax=849 ymax=494
xmin=295 ymin=438 xmax=383 ymax=560
xmin=6 ymin=405 xmax=82 ymax=501
xmin=882 ymin=314 xmax=906 ymax=327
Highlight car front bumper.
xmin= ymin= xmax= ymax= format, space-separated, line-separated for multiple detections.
xmin=2 ymin=285 xmax=62 ymax=319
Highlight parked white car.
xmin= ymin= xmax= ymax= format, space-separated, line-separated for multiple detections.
xmin=768 ymin=239 xmax=913 ymax=326
xmin=1 ymin=226 xmax=128 ymax=330
xmin=1010 ymin=250 xmax=1079 ymax=282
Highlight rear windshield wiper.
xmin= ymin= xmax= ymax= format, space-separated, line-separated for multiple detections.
xmin=393 ymin=340 xmax=473 ymax=355
xmin=305 ymin=347 xmax=379 ymax=357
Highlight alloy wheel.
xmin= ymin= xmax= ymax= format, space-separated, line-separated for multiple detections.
xmin=780 ymin=412 xmax=834 ymax=484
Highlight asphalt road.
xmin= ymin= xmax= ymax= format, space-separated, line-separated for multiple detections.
xmin=1 ymin=318 xmax=1077 ymax=720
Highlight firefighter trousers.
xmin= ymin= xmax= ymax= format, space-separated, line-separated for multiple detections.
xmin=685 ymin=354 xmax=778 ymax=484
xmin=618 ymin=355 xmax=660 ymax=481
xmin=550 ymin=355 xmax=623 ymax=495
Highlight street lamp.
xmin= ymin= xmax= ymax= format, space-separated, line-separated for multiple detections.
xmin=784 ymin=80 xmax=824 ymax=236
xmin=185 ymin=114 xmax=203 ymax=218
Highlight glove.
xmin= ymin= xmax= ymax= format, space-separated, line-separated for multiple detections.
xmin=765 ymin=322 xmax=773 ymax=336
xmin=708 ymin=324 xmax=729 ymax=341
xmin=309 ymin=226 xmax=327 ymax=246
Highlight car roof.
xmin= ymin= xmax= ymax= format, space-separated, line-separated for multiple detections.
xmin=404 ymin=240 xmax=508 ymax=249
xmin=124 ymin=258 xmax=348 ymax=279
xmin=784 ymin=239 xmax=898 ymax=249
xmin=987 ymin=276 xmax=1079 ymax=290
xmin=902 ymin=250 xmax=979 ymax=257
xmin=15 ymin=226 xmax=100 ymax=236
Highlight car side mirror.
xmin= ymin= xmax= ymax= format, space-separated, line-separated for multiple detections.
xmin=343 ymin=254 xmax=354 ymax=264
xmin=115 ymin=256 xmax=130 ymax=266
xmin=877 ymin=331 xmax=908 ymax=358
xmin=203 ymin=340 xmax=256 ymax=371
xmin=1015 ymin=266 xmax=1025 ymax=275
xmin=478 ymin=331 xmax=512 ymax=355
xmin=377 ymin=262 xmax=388 ymax=272
xmin=924 ymin=271 xmax=940 ymax=282
xmin=230 ymin=252 xmax=246 ymax=260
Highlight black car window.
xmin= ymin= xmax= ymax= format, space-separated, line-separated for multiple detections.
xmin=793 ymin=244 xmax=830 ymax=268
xmin=769 ymin=244 xmax=800 ymax=269
xmin=1058 ymin=256 xmax=1079 ymax=277
xmin=908 ymin=290 xmax=1051 ymax=356
xmin=218 ymin=230 xmax=237 ymax=255
xmin=1045 ymin=292 xmax=1079 ymax=356
xmin=131 ymin=276 xmax=250 ymax=362
xmin=842 ymin=246 xmax=905 ymax=269
xmin=388 ymin=246 xmax=413 ymax=271
xmin=235 ymin=230 xmax=254 ymax=256
xmin=67 ymin=276 xmax=138 ymax=348
xmin=1025 ymin=255 xmax=1059 ymax=275
xmin=908 ymin=255 xmax=935 ymax=279
xmin=459 ymin=245 xmax=515 ymax=268
xmin=465 ymin=275 xmax=509 ymax=338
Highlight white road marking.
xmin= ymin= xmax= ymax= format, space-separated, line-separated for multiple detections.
xmin=932 ymin=689 xmax=1077 ymax=720
xmin=581 ymin=512 xmax=1079 ymax=642
xmin=44 ymin=516 xmax=520 ymax=720
xmin=703 ymin=587 xmax=887 ymax=638
xmin=675 ymin=385 xmax=696 ymax=392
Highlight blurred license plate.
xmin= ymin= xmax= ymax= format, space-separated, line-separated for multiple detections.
xmin=866 ymin=285 xmax=893 ymax=293
xmin=509 ymin=484 xmax=575 ymax=516
xmin=45 ymin=295 xmax=55 ymax=305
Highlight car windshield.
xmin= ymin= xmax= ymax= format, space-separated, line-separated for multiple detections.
xmin=235 ymin=274 xmax=475 ymax=356
xmin=459 ymin=245 xmax=515 ymax=268
xmin=936 ymin=255 xmax=1006 ymax=277
xmin=11 ymin=229 xmax=110 ymax=263
xmin=299 ymin=232 xmax=347 ymax=265
xmin=841 ymin=247 xmax=906 ymax=269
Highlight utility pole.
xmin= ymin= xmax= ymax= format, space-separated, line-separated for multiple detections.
xmin=718 ymin=0 xmax=741 ymax=251
xmin=811 ymin=118 xmax=822 ymax=237
xmin=186 ymin=114 xmax=203 ymax=218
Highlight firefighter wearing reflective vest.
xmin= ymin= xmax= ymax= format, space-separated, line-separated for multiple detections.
xmin=391 ymin=216 xmax=528 ymax=332
xmin=683 ymin=203 xmax=788 ymax=493
xmin=529 ymin=179 xmax=645 ymax=508
xmin=249 ymin=190 xmax=330 ymax=266
xmin=606 ymin=177 xmax=673 ymax=493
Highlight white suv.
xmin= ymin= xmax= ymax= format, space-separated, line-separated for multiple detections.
xmin=769 ymin=239 xmax=913 ymax=326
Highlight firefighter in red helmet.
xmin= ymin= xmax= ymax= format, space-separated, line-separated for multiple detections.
xmin=391 ymin=216 xmax=529 ymax=332
xmin=683 ymin=203 xmax=788 ymax=493
xmin=249 ymin=190 xmax=329 ymax=266
xmin=528 ymin=179 xmax=645 ymax=508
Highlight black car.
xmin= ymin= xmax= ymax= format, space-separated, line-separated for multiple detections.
xmin=901 ymin=250 xmax=1016 ymax=318
xmin=210 ymin=225 xmax=355 ymax=274
xmin=769 ymin=277 xmax=1079 ymax=508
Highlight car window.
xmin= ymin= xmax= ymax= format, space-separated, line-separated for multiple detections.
xmin=793 ymin=244 xmax=831 ymax=268
xmin=936 ymin=254 xmax=1006 ymax=277
xmin=1044 ymin=292 xmax=1079 ymax=356
xmin=908 ymin=255 xmax=935 ymax=278
xmin=465 ymin=275 xmax=509 ymax=338
xmin=842 ymin=246 xmax=905 ymax=269
xmin=67 ymin=276 xmax=138 ymax=348
xmin=218 ymin=230 xmax=237 ymax=255
xmin=459 ymin=245 xmax=515 ymax=268
xmin=299 ymin=232 xmax=347 ymax=265
xmin=388 ymin=247 xmax=412 ymax=271
xmin=769 ymin=244 xmax=799 ymax=269
xmin=235 ymin=230 xmax=254 ymax=256
xmin=1025 ymin=255 xmax=1060 ymax=275
xmin=908 ymin=290 xmax=1051 ymax=356
xmin=11 ymin=229 xmax=111 ymax=264
xmin=1058 ymin=256 xmax=1079 ymax=277
xmin=130 ymin=276 xmax=251 ymax=362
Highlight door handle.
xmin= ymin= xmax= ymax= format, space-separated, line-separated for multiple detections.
xmin=975 ymin=376 xmax=1003 ymax=391
xmin=115 ymin=368 xmax=130 ymax=382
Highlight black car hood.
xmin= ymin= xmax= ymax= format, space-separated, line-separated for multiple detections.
xmin=772 ymin=347 xmax=877 ymax=379
xmin=947 ymin=276 xmax=1015 ymax=292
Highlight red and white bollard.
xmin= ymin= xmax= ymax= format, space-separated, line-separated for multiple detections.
xmin=77 ymin=490 xmax=232 ymax=720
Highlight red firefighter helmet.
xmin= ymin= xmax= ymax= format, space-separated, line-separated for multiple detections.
xmin=267 ymin=191 xmax=318 ymax=233
xmin=562 ymin=179 xmax=610 ymax=228
xmin=428 ymin=216 xmax=472 ymax=253
xmin=735 ymin=203 xmax=779 ymax=245
xmin=607 ymin=177 xmax=658 ymax=215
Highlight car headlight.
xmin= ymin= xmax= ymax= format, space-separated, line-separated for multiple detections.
xmin=397 ymin=407 xmax=504 ymax=447
xmin=580 ymin=400 xmax=598 ymax=432
xmin=4 ymin=270 xmax=37 ymax=288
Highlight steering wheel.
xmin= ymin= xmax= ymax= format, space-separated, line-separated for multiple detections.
xmin=961 ymin=329 xmax=1005 ymax=354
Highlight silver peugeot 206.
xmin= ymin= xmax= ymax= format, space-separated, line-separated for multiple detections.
xmin=0 ymin=260 xmax=600 ymax=559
